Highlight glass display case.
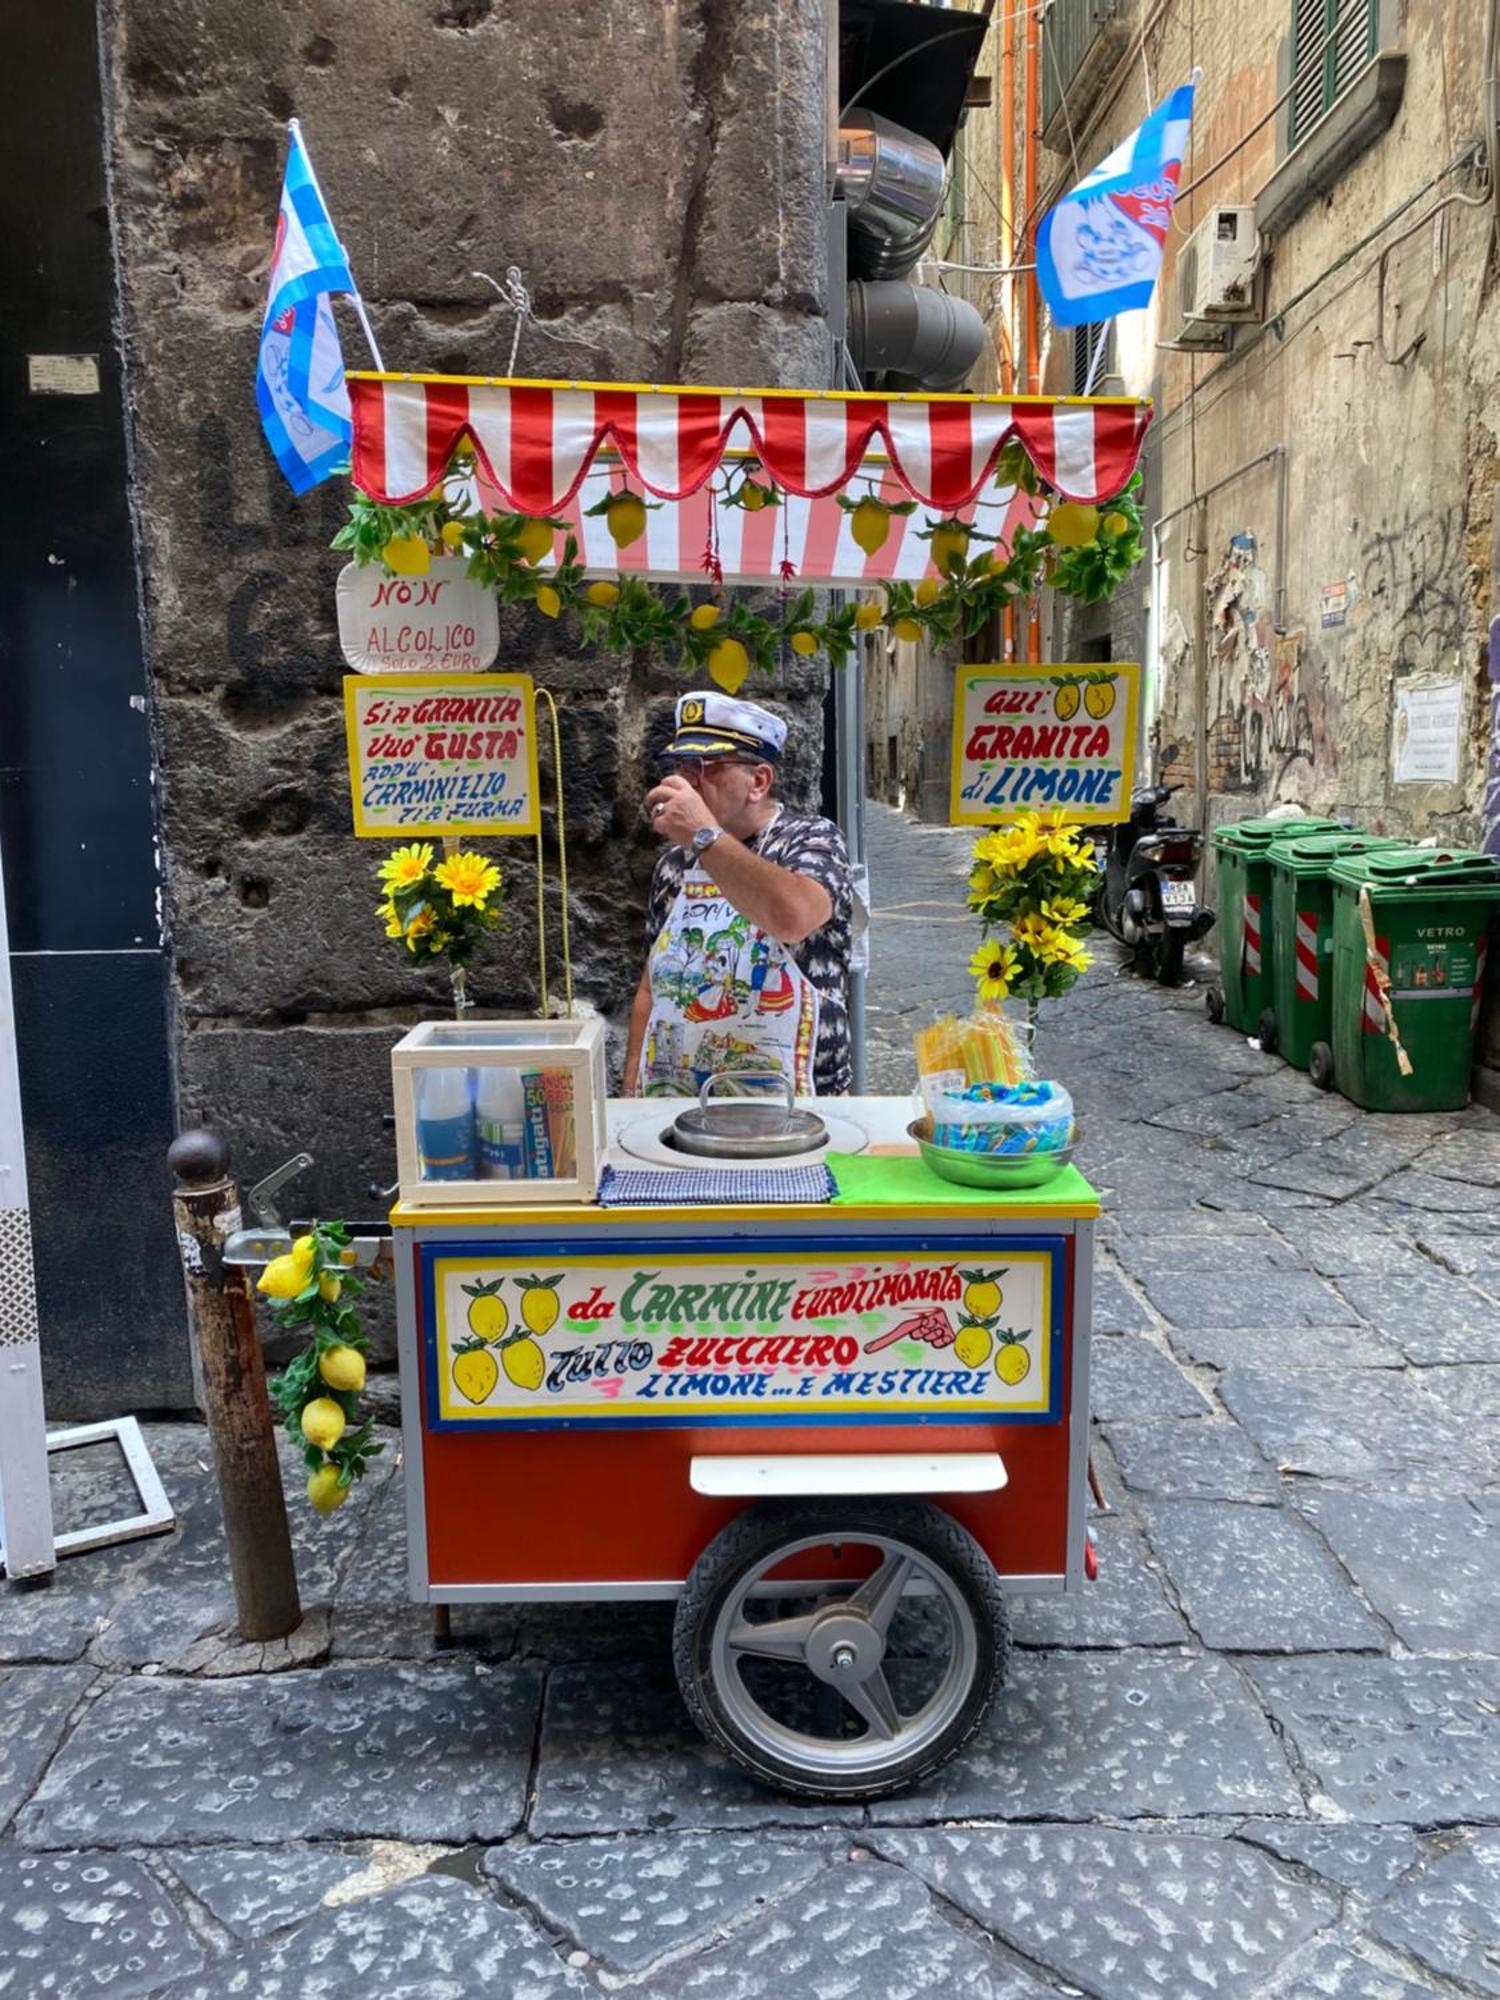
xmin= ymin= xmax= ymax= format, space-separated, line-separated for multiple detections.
xmin=390 ymin=1017 xmax=607 ymax=1207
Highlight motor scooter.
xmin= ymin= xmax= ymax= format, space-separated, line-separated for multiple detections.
xmin=1095 ymin=783 xmax=1215 ymax=985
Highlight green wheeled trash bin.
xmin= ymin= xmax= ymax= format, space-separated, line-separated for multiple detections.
xmin=1268 ymin=833 xmax=1404 ymax=1083
xmin=1208 ymin=816 xmax=1344 ymax=1041
xmin=1328 ymin=846 xmax=1500 ymax=1111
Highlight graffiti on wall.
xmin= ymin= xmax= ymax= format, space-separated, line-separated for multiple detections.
xmin=1360 ymin=505 xmax=1465 ymax=677
xmin=1204 ymin=532 xmax=1332 ymax=795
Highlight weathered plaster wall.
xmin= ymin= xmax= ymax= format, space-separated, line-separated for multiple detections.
xmin=102 ymin=0 xmax=830 ymax=1244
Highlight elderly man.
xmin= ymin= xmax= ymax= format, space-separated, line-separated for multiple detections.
xmin=624 ymin=692 xmax=854 ymax=1098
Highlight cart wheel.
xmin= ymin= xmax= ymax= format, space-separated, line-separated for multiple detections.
xmin=1205 ymin=985 xmax=1225 ymax=1023
xmin=1309 ymin=1041 xmax=1335 ymax=1091
xmin=672 ymin=1498 xmax=1008 ymax=1802
xmin=1257 ymin=1007 xmax=1278 ymax=1054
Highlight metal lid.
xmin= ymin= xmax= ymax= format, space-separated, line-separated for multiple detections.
xmin=666 ymin=1072 xmax=829 ymax=1160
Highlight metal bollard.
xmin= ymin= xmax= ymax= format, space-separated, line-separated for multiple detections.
xmin=167 ymin=1129 xmax=301 ymax=1642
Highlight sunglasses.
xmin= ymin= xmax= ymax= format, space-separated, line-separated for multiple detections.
xmin=658 ymin=754 xmax=756 ymax=780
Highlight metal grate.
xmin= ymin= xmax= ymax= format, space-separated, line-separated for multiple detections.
xmin=1290 ymin=0 xmax=1377 ymax=148
xmin=0 ymin=1209 xmax=39 ymax=1349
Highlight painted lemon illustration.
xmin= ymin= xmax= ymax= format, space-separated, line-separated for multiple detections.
xmin=463 ymin=1279 xmax=507 ymax=1343
xmin=995 ymin=1341 xmax=1031 ymax=1386
xmin=1052 ymin=675 xmax=1083 ymax=721
xmin=605 ymin=492 xmax=648 ymax=549
xmin=930 ymin=521 xmax=970 ymax=575
xmin=452 ymin=1339 xmax=499 ymax=1405
xmin=1084 ymin=672 xmax=1118 ymax=719
xmin=515 ymin=516 xmax=555 ymax=565
xmin=517 ymin=1275 xmax=563 ymax=1337
xmin=850 ymin=497 xmax=891 ymax=556
xmin=306 ymin=1464 xmax=349 ymax=1515
xmin=708 ymin=638 xmax=750 ymax=694
xmin=953 ymin=1323 xmax=993 ymax=1368
xmin=501 ymin=1335 xmax=546 ymax=1392
xmin=300 ymin=1397 xmax=347 ymax=1451
xmin=318 ymin=1344 xmax=366 ymax=1394
xmin=961 ymin=1268 xmax=1005 ymax=1321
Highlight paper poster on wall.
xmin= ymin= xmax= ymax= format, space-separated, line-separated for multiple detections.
xmin=950 ymin=663 xmax=1141 ymax=826
xmin=343 ymin=672 xmax=540 ymax=837
xmin=336 ymin=558 xmax=500 ymax=674
xmin=1393 ymin=681 xmax=1462 ymax=785
xmin=422 ymin=1242 xmax=1062 ymax=1429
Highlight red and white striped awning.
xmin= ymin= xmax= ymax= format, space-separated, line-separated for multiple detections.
xmin=348 ymin=374 xmax=1151 ymax=517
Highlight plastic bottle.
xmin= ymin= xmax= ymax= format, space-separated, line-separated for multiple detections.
xmin=417 ymin=1067 xmax=476 ymax=1181
xmin=476 ymin=1067 xmax=527 ymax=1180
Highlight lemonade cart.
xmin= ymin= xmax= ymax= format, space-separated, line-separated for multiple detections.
xmin=327 ymin=370 xmax=1144 ymax=1797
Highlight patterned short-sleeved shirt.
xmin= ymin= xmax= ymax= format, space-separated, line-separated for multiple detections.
xmin=643 ymin=809 xmax=854 ymax=1094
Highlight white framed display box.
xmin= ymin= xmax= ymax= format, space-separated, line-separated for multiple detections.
xmin=391 ymin=1017 xmax=608 ymax=1207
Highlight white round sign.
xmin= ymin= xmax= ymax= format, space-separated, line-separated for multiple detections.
xmin=336 ymin=558 xmax=500 ymax=674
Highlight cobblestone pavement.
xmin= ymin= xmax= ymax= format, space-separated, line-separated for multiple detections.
xmin=3 ymin=801 xmax=1500 ymax=1997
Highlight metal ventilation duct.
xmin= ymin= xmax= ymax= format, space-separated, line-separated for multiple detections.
xmin=836 ymin=113 xmax=947 ymax=280
xmin=845 ymin=280 xmax=986 ymax=392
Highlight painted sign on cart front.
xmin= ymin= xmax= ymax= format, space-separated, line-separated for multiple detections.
xmin=950 ymin=663 xmax=1141 ymax=826
xmin=422 ymin=1239 xmax=1063 ymax=1429
xmin=343 ymin=672 xmax=540 ymax=837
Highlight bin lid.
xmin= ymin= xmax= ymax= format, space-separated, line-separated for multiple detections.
xmin=1329 ymin=846 xmax=1500 ymax=897
xmin=1213 ymin=814 xmax=1345 ymax=854
xmin=1269 ymin=832 xmax=1406 ymax=877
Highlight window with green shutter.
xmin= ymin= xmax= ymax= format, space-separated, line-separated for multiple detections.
xmin=1290 ymin=0 xmax=1379 ymax=147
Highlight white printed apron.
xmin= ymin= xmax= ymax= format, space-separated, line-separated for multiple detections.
xmin=638 ymin=865 xmax=820 ymax=1097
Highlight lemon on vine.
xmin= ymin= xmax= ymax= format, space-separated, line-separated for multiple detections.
xmin=605 ymin=492 xmax=647 ymax=549
xmin=382 ymin=534 xmax=430 ymax=577
xmin=708 ymin=637 xmax=750 ymax=694
xmin=1100 ymin=511 xmax=1129 ymax=540
xmin=850 ymin=498 xmax=890 ymax=556
xmin=535 ymin=585 xmax=562 ymax=619
xmin=1047 ymin=502 xmax=1100 ymax=549
xmin=439 ymin=520 xmax=466 ymax=550
xmin=318 ymin=1344 xmax=366 ymax=1393
xmin=893 ymin=617 xmax=923 ymax=644
xmin=690 ymin=603 xmax=722 ymax=630
xmin=516 ymin=517 xmax=555 ymax=565
xmin=300 ymin=1397 xmax=347 ymax=1451
xmin=258 ymin=1254 xmax=308 ymax=1301
xmin=789 ymin=631 xmax=818 ymax=657
xmin=930 ymin=521 xmax=970 ymax=574
xmin=306 ymin=1464 xmax=349 ymax=1515
xmin=740 ymin=480 xmax=770 ymax=511
xmin=318 ymin=1273 xmax=342 ymax=1304
xmin=291 ymin=1234 xmax=317 ymax=1274
xmin=915 ymin=578 xmax=941 ymax=608
xmin=585 ymin=580 xmax=620 ymax=608
xmin=855 ymin=603 xmax=883 ymax=631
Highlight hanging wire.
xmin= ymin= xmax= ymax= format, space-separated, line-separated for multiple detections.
xmin=472 ymin=266 xmax=572 ymax=375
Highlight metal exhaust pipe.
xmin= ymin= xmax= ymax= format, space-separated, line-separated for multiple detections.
xmin=846 ymin=280 xmax=986 ymax=391
xmin=835 ymin=114 xmax=947 ymax=280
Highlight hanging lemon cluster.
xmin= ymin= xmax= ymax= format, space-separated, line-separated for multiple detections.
xmin=260 ymin=1222 xmax=383 ymax=1515
xmin=333 ymin=459 xmax=1144 ymax=690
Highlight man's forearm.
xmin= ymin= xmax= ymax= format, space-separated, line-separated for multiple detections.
xmin=697 ymin=835 xmax=832 ymax=944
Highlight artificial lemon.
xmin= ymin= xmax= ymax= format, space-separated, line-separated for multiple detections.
xmin=535 ymin=585 xmax=562 ymax=619
xmin=1100 ymin=511 xmax=1129 ymax=540
xmin=930 ymin=522 xmax=970 ymax=574
xmin=452 ymin=1342 xmax=499 ymax=1405
xmin=707 ymin=637 xmax=750 ymax=694
xmin=995 ymin=1342 xmax=1030 ymax=1386
xmin=382 ymin=534 xmax=430 ymax=578
xmin=1047 ymin=502 xmax=1100 ymax=549
xmin=306 ymin=1464 xmax=349 ymax=1515
xmin=516 ymin=517 xmax=555 ymax=565
xmin=953 ymin=1323 xmax=992 ymax=1369
xmin=850 ymin=498 xmax=890 ymax=557
xmin=585 ymin=580 xmax=620 ymax=608
xmin=502 ymin=1336 xmax=545 ymax=1391
xmin=605 ymin=493 xmax=647 ymax=549
xmin=790 ymin=631 xmax=818 ymax=657
xmin=893 ymin=617 xmax=923 ymax=644
xmin=690 ymin=603 xmax=722 ymax=630
xmin=915 ymin=578 xmax=941 ymax=608
xmin=855 ymin=603 xmax=883 ymax=631
xmin=318 ymin=1273 xmax=342 ymax=1304
xmin=463 ymin=1279 xmax=507 ymax=1342
xmin=740 ymin=480 xmax=769 ymax=511
xmin=257 ymin=1254 xmax=308 ymax=1301
xmin=318 ymin=1344 xmax=366 ymax=1394
xmin=439 ymin=520 xmax=466 ymax=550
xmin=300 ymin=1397 xmax=347 ymax=1451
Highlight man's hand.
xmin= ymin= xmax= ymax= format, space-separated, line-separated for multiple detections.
xmin=646 ymin=772 xmax=718 ymax=850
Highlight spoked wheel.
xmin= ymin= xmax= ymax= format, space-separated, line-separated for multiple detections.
xmin=673 ymin=1499 xmax=1008 ymax=1802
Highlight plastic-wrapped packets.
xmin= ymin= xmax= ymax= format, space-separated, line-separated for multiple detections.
xmin=931 ymin=1080 xmax=1074 ymax=1157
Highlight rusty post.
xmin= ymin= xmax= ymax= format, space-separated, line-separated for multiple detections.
xmin=168 ymin=1129 xmax=301 ymax=1641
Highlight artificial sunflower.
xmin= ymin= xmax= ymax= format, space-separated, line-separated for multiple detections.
xmin=434 ymin=851 xmax=502 ymax=909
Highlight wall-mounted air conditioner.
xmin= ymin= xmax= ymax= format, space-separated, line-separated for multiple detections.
xmin=1177 ymin=205 xmax=1263 ymax=323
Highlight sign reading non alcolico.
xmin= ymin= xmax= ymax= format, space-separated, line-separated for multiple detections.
xmin=343 ymin=671 xmax=540 ymax=838
xmin=950 ymin=662 xmax=1142 ymax=826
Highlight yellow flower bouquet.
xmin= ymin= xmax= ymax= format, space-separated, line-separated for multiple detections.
xmin=375 ymin=842 xmax=504 ymax=1011
xmin=967 ymin=809 xmax=1098 ymax=1012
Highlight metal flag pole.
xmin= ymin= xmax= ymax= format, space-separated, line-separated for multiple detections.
xmin=288 ymin=117 xmax=385 ymax=372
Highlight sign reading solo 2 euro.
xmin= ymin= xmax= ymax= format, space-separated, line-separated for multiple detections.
xmin=950 ymin=662 xmax=1142 ymax=827
xmin=343 ymin=672 xmax=541 ymax=838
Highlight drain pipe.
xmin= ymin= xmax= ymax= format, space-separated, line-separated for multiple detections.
xmin=846 ymin=280 xmax=987 ymax=389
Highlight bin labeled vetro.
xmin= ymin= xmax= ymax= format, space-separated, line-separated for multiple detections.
xmin=1209 ymin=816 xmax=1344 ymax=1038
xmin=1268 ymin=833 xmax=1403 ymax=1078
xmin=1328 ymin=847 xmax=1500 ymax=1112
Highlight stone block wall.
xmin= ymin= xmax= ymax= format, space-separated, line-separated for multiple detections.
xmin=101 ymin=0 xmax=831 ymax=1225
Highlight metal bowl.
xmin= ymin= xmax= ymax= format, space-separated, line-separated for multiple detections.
xmin=907 ymin=1119 xmax=1075 ymax=1190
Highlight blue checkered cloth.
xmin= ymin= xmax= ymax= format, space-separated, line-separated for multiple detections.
xmin=596 ymin=1164 xmax=836 ymax=1206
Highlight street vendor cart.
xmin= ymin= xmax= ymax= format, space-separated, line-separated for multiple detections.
xmin=389 ymin=1056 xmax=1098 ymax=1802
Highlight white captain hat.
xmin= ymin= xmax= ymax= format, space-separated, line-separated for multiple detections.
xmin=662 ymin=691 xmax=788 ymax=763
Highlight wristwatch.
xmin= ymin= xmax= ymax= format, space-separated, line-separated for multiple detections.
xmin=691 ymin=824 xmax=722 ymax=857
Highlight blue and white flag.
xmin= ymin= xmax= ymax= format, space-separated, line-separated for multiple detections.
xmin=257 ymin=123 xmax=355 ymax=493
xmin=1036 ymin=80 xmax=1197 ymax=329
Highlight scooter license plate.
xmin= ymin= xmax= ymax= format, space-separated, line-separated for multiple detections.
xmin=1161 ymin=880 xmax=1197 ymax=913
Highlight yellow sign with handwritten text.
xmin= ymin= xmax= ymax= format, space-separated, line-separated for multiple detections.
xmin=343 ymin=672 xmax=540 ymax=838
